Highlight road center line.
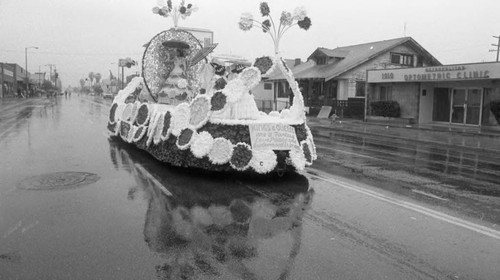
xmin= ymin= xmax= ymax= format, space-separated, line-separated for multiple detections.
xmin=307 ymin=168 xmax=500 ymax=241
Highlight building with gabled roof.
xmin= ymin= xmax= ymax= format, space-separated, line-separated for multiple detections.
xmin=266 ymin=37 xmax=441 ymax=113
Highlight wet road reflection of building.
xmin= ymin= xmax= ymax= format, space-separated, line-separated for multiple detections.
xmin=109 ymin=140 xmax=314 ymax=280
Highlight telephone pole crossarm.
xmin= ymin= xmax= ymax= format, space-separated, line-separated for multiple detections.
xmin=491 ymin=35 xmax=500 ymax=62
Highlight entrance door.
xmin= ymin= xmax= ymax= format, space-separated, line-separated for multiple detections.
xmin=451 ymin=89 xmax=466 ymax=124
xmin=465 ymin=89 xmax=482 ymax=125
xmin=450 ymin=88 xmax=482 ymax=125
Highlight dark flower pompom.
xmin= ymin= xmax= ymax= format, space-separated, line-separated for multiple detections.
xmin=167 ymin=0 xmax=172 ymax=9
xmin=179 ymin=6 xmax=187 ymax=14
xmin=262 ymin=19 xmax=271 ymax=33
xmin=253 ymin=56 xmax=274 ymax=74
xmin=298 ymin=16 xmax=312 ymax=30
xmin=230 ymin=143 xmax=253 ymax=170
xmin=136 ymin=104 xmax=149 ymax=126
xmin=211 ymin=91 xmax=227 ymax=111
xmin=120 ymin=122 xmax=131 ymax=139
xmin=109 ymin=103 xmax=118 ymax=123
xmin=302 ymin=142 xmax=312 ymax=164
xmin=107 ymin=122 xmax=117 ymax=134
xmin=178 ymin=128 xmax=194 ymax=147
xmin=187 ymin=3 xmax=192 ymax=8
xmin=211 ymin=63 xmax=226 ymax=76
xmin=214 ymin=77 xmax=227 ymax=90
xmin=260 ymin=2 xmax=270 ymax=16
xmin=134 ymin=126 xmax=144 ymax=140
xmin=161 ymin=111 xmax=172 ymax=137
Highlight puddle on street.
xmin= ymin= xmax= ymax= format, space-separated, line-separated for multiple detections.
xmin=17 ymin=172 xmax=100 ymax=190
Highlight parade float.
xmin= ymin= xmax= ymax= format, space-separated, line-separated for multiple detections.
xmin=107 ymin=1 xmax=316 ymax=174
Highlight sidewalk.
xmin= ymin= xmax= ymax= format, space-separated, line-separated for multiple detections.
xmin=307 ymin=117 xmax=500 ymax=153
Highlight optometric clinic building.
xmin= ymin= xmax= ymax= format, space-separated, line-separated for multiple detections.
xmin=366 ymin=61 xmax=500 ymax=128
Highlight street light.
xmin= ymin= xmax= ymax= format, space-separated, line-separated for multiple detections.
xmin=25 ymin=46 xmax=38 ymax=97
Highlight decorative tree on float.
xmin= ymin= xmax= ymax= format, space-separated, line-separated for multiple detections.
xmin=152 ymin=0 xmax=197 ymax=28
xmin=238 ymin=2 xmax=312 ymax=121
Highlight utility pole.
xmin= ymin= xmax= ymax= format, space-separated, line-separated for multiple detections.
xmin=490 ymin=35 xmax=500 ymax=62
xmin=25 ymin=46 xmax=38 ymax=98
xmin=45 ymin=64 xmax=55 ymax=85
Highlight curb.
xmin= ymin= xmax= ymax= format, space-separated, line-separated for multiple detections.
xmin=308 ymin=123 xmax=500 ymax=154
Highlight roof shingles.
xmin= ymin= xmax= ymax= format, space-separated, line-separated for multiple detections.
xmin=268 ymin=37 xmax=440 ymax=81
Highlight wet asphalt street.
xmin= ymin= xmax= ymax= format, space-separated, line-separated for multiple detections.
xmin=0 ymin=95 xmax=499 ymax=280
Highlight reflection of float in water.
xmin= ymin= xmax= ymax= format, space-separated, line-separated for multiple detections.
xmin=109 ymin=139 xmax=314 ymax=280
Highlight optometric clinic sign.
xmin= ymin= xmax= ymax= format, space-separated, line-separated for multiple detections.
xmin=367 ymin=62 xmax=500 ymax=83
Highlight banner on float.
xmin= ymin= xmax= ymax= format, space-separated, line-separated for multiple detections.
xmin=248 ymin=123 xmax=300 ymax=151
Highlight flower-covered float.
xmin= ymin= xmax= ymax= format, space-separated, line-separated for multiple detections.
xmin=107 ymin=1 xmax=316 ymax=175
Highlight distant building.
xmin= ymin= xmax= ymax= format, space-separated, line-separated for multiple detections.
xmin=367 ymin=61 xmax=500 ymax=128
xmin=267 ymin=37 xmax=440 ymax=115
xmin=178 ymin=27 xmax=214 ymax=47
xmin=0 ymin=63 xmax=37 ymax=98
xmin=253 ymin=58 xmax=302 ymax=112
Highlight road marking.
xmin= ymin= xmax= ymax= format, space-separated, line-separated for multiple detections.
xmin=3 ymin=221 xmax=22 ymax=239
xmin=21 ymin=221 xmax=39 ymax=234
xmin=0 ymin=120 xmax=23 ymax=140
xmin=307 ymin=168 xmax=500 ymax=241
xmin=411 ymin=189 xmax=449 ymax=201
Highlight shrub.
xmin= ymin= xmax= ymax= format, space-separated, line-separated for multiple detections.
xmin=490 ymin=100 xmax=500 ymax=124
xmin=370 ymin=101 xmax=401 ymax=118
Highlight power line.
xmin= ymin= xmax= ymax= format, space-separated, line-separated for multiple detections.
xmin=0 ymin=49 xmax=142 ymax=56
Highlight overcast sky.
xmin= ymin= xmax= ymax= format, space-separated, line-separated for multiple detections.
xmin=1 ymin=0 xmax=500 ymax=88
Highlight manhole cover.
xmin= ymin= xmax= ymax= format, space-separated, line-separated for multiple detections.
xmin=18 ymin=172 xmax=100 ymax=190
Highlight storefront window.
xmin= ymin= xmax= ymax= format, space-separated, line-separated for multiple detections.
xmin=482 ymin=88 xmax=500 ymax=126
xmin=432 ymin=88 xmax=451 ymax=122
xmin=379 ymin=86 xmax=392 ymax=100
xmin=355 ymin=81 xmax=366 ymax=97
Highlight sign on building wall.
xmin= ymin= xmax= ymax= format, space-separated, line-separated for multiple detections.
xmin=3 ymin=69 xmax=14 ymax=77
xmin=367 ymin=62 xmax=500 ymax=83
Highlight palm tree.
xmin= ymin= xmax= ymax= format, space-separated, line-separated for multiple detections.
xmin=94 ymin=73 xmax=102 ymax=84
xmin=88 ymin=72 xmax=94 ymax=87
xmin=79 ymin=79 xmax=85 ymax=90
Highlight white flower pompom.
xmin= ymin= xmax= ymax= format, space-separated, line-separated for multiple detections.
xmin=171 ymin=103 xmax=190 ymax=136
xmin=208 ymin=137 xmax=234 ymax=164
xmin=153 ymin=112 xmax=165 ymax=145
xmin=250 ymin=150 xmax=277 ymax=174
xmin=268 ymin=111 xmax=280 ymax=118
xmin=280 ymin=109 xmax=290 ymax=119
xmin=190 ymin=131 xmax=214 ymax=158
xmin=293 ymin=6 xmax=307 ymax=21
xmin=177 ymin=78 xmax=188 ymax=89
xmin=222 ymin=79 xmax=246 ymax=103
xmin=114 ymin=104 xmax=126 ymax=122
xmin=239 ymin=67 xmax=261 ymax=90
xmin=289 ymin=148 xmax=306 ymax=171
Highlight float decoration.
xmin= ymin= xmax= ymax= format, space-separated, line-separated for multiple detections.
xmin=107 ymin=1 xmax=317 ymax=174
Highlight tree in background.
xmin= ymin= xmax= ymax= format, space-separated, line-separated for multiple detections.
xmin=92 ymin=84 xmax=103 ymax=95
xmin=79 ymin=79 xmax=85 ymax=90
xmin=88 ymin=72 xmax=94 ymax=87
xmin=41 ymin=80 xmax=54 ymax=91
xmin=94 ymin=73 xmax=102 ymax=84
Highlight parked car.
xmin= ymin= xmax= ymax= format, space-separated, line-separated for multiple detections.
xmin=102 ymin=92 xmax=114 ymax=99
